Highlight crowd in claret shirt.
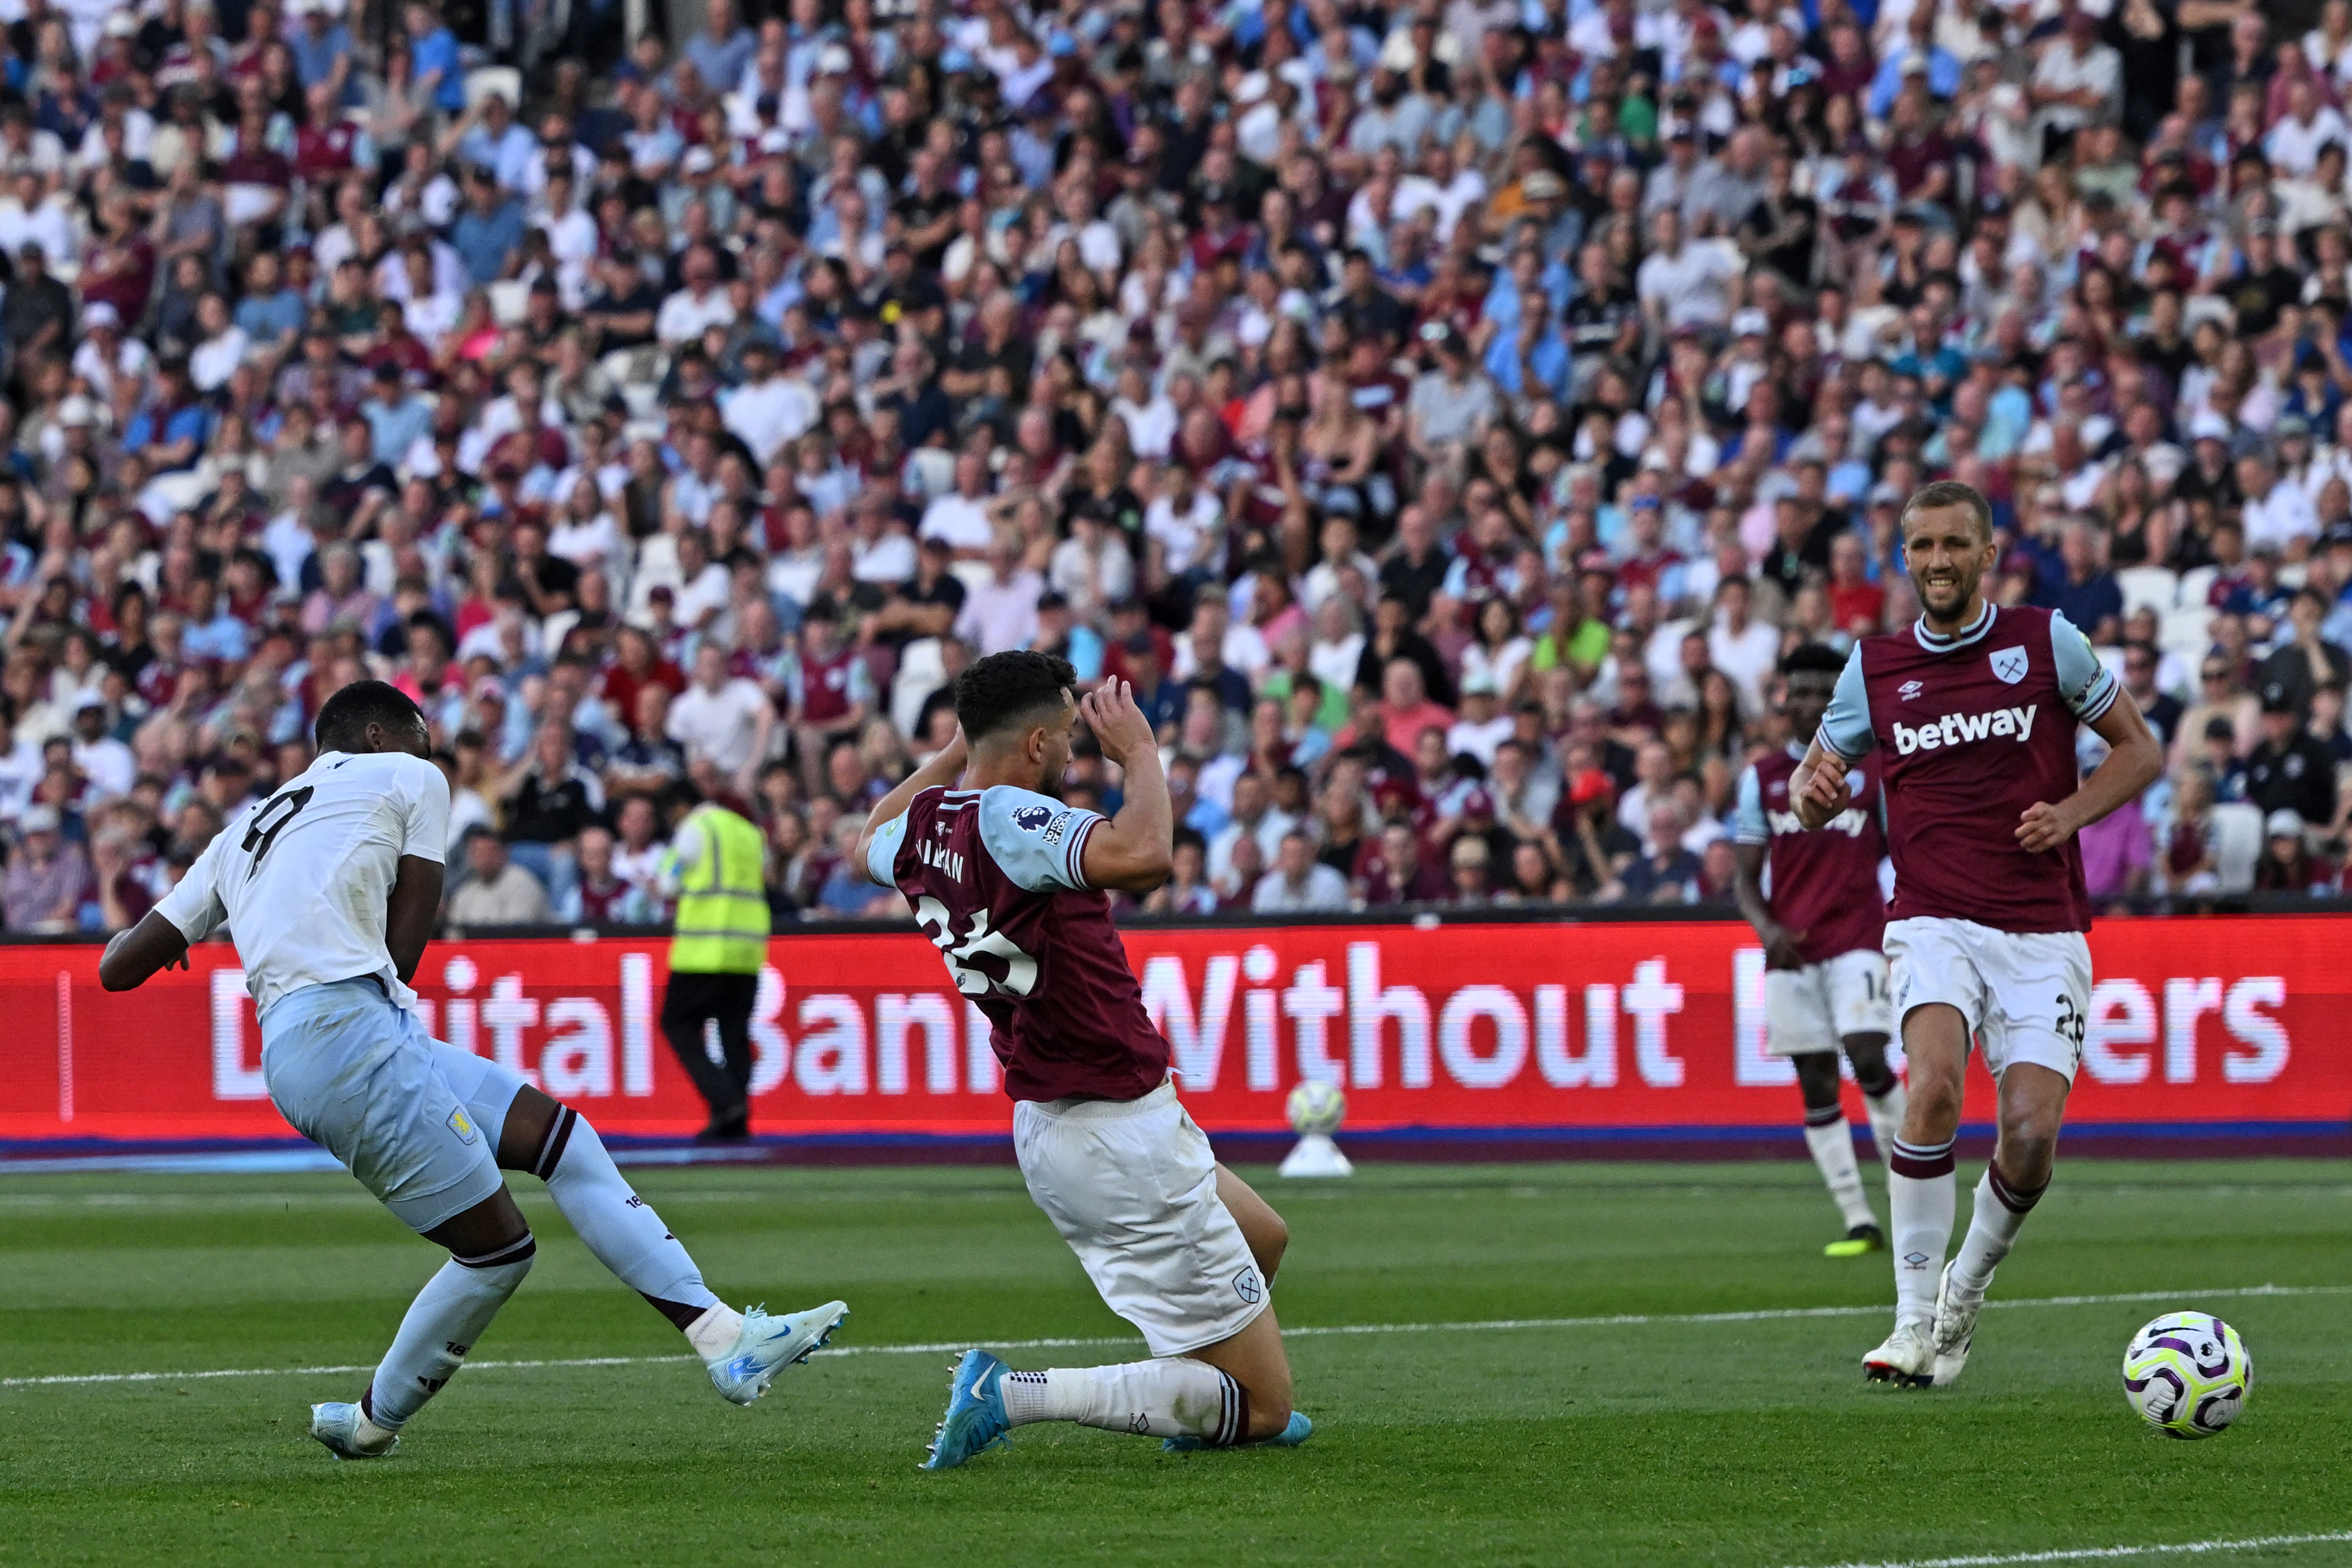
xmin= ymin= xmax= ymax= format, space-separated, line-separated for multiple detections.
xmin=10 ymin=0 xmax=2352 ymax=938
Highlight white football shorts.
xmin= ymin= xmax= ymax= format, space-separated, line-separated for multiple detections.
xmin=1883 ymin=916 xmax=2092 ymax=1083
xmin=260 ymin=978 xmax=525 ymax=1233
xmin=1763 ymin=947 xmax=1891 ymax=1056
xmin=1013 ymin=1079 xmax=1268 ymax=1357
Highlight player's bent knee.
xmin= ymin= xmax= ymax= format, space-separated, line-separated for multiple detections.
xmin=1256 ymin=1209 xmax=1290 ymax=1272
xmin=1242 ymin=1382 xmax=1293 ymax=1439
xmin=1792 ymin=1051 xmax=1842 ymax=1108
xmin=495 ymin=1084 xmax=565 ymax=1173
xmin=1841 ymin=1035 xmax=1894 ymax=1089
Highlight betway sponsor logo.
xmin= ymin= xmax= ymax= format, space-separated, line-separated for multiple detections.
xmin=1891 ymin=704 xmax=2036 ymax=755
xmin=1768 ymin=807 xmax=1870 ymax=837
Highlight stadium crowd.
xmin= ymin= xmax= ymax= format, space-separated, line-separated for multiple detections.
xmin=4 ymin=0 xmax=2352 ymax=935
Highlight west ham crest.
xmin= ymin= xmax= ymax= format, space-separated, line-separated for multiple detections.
xmin=1989 ymin=646 xmax=2028 ymax=685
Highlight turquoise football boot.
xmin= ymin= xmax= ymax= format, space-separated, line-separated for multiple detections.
xmin=921 ymin=1349 xmax=1012 ymax=1470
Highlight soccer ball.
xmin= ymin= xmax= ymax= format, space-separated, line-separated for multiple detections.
xmin=1286 ymin=1079 xmax=1346 ymax=1137
xmin=2122 ymin=1312 xmax=2251 ymax=1438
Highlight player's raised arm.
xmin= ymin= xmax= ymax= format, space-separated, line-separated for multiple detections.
xmin=854 ymin=727 xmax=970 ymax=887
xmin=1076 ymin=680 xmax=1174 ymax=893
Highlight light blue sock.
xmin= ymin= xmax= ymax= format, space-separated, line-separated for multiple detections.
xmin=538 ymin=1109 xmax=721 ymax=1323
xmin=366 ymin=1239 xmax=535 ymax=1429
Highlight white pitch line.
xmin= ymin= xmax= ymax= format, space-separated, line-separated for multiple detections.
xmin=1791 ymin=1531 xmax=2352 ymax=1568
xmin=4 ymin=1282 xmax=2342 ymax=1392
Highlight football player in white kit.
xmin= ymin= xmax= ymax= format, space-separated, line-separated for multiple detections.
xmin=100 ymin=683 xmax=847 ymax=1458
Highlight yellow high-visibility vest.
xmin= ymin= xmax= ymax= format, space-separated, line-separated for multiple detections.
xmin=667 ymin=806 xmax=769 ymax=974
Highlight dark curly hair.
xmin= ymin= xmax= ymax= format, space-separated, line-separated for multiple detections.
xmin=954 ymin=650 xmax=1078 ymax=742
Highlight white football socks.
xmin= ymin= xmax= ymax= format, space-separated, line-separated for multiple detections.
xmin=1862 ymin=1083 xmax=1907 ymax=1170
xmin=999 ymin=1361 xmax=1245 ymax=1446
xmin=1886 ymin=1136 xmax=1956 ymax=1330
xmin=537 ymin=1108 xmax=723 ymax=1323
xmin=1802 ymin=1112 xmax=1878 ymax=1233
xmin=366 ymin=1237 xmax=535 ymax=1429
xmin=684 ymin=1304 xmax=747 ymax=1360
xmin=1949 ymin=1165 xmax=2046 ymax=1298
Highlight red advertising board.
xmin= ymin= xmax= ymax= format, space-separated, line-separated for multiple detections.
xmin=0 ymin=915 xmax=2344 ymax=1148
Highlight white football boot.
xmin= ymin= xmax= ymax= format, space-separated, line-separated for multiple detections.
xmin=310 ymin=1401 xmax=399 ymax=1459
xmin=1862 ymin=1320 xmax=1937 ymax=1387
xmin=705 ymin=1300 xmax=850 ymax=1405
xmin=1931 ymin=1261 xmax=1981 ymax=1387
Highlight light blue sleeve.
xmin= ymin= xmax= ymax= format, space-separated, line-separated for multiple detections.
xmin=1732 ymin=764 xmax=1768 ymax=845
xmin=1816 ymin=646 xmax=1876 ymax=760
xmin=977 ymin=786 xmax=1104 ymax=893
xmin=864 ymin=810 xmax=908 ymax=887
xmin=2050 ymin=611 xmax=2121 ymax=723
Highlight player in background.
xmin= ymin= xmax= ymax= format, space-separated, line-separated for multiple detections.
xmin=1792 ymin=483 xmax=2161 ymax=1386
xmin=99 ymin=682 xmax=847 ymax=1458
xmin=1733 ymin=643 xmax=1907 ymax=1258
xmin=852 ymin=651 xmax=1307 ymax=1467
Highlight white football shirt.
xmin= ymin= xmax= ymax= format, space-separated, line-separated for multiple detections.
xmin=154 ymin=750 xmax=450 ymax=1017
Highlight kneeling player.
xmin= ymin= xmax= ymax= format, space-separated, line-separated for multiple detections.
xmin=855 ymin=653 xmax=1307 ymax=1467
xmin=100 ymin=682 xmax=847 ymax=1457
xmin=1733 ymin=644 xmax=1907 ymax=1256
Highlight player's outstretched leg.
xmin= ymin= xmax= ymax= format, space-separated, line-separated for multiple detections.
xmin=1865 ymin=1004 xmax=1966 ymax=1387
xmin=924 ymin=1162 xmax=1304 ymax=1470
xmin=923 ymin=1309 xmax=1303 ymax=1470
xmin=489 ymin=1078 xmax=849 ymax=1405
xmin=311 ymin=1189 xmax=536 ymax=1459
xmin=1934 ymin=1062 xmax=2067 ymax=1386
xmin=1793 ymin=1051 xmax=1881 ymax=1256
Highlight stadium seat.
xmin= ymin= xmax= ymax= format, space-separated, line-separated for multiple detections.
xmin=601 ymin=346 xmax=667 ymax=390
xmin=488 ymin=280 xmax=530 ymax=326
xmin=464 ymin=66 xmax=522 ymax=113
xmin=2158 ymin=605 xmax=2213 ymax=656
xmin=2175 ymin=565 xmax=2218 ymax=608
xmin=142 ymin=470 xmax=211 ymax=517
xmin=906 ymin=446 xmax=956 ymax=500
xmin=2182 ymin=294 xmax=2234 ymax=335
xmin=891 ymin=637 xmax=946 ymax=740
xmin=2117 ymin=565 xmax=2179 ymax=615
xmin=2209 ymin=803 xmax=2264 ymax=895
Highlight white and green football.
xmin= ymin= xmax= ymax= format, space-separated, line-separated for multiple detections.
xmin=1285 ymin=1080 xmax=1346 ymax=1137
xmin=2122 ymin=1312 xmax=2251 ymax=1439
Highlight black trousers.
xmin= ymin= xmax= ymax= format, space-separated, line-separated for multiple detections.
xmin=662 ymin=971 xmax=759 ymax=1127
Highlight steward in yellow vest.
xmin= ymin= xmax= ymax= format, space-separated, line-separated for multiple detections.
xmin=658 ymin=802 xmax=769 ymax=1139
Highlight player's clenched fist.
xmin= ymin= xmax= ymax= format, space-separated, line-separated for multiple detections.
xmin=1079 ymin=680 xmax=1156 ymax=765
xmin=1793 ymin=758 xmax=1852 ymax=831
xmin=2013 ymin=800 xmax=2077 ymax=853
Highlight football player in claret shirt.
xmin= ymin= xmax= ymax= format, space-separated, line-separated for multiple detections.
xmin=854 ymin=650 xmax=1309 ymax=1467
xmin=1733 ymin=643 xmax=1907 ymax=1259
xmin=1792 ymin=483 xmax=2162 ymax=1387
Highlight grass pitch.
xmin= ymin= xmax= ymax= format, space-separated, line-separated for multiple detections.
xmin=0 ymin=1157 xmax=2346 ymax=1568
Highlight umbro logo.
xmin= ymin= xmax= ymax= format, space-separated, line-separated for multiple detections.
xmin=1902 ymin=1252 xmax=1931 ymax=1269
xmin=1899 ymin=681 xmax=1924 ymax=701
